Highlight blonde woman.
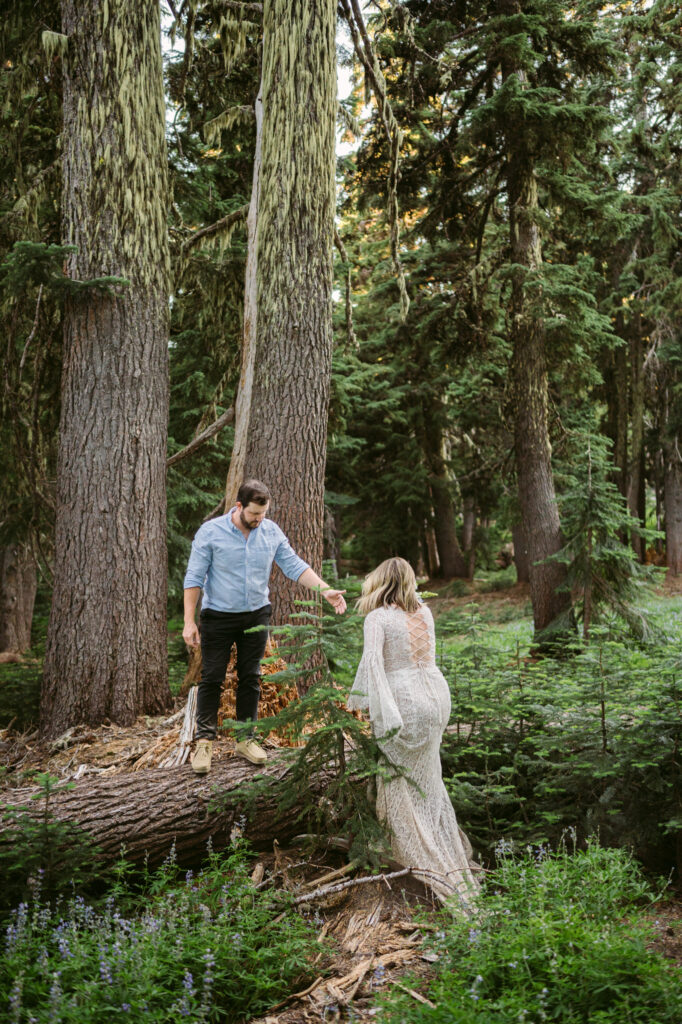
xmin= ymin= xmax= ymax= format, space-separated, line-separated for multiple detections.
xmin=348 ymin=557 xmax=479 ymax=908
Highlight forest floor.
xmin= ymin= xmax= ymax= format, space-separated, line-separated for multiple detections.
xmin=2 ymin=579 xmax=682 ymax=1019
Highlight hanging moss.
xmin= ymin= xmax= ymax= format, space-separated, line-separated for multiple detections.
xmin=204 ymin=105 xmax=255 ymax=147
xmin=41 ymin=30 xmax=68 ymax=61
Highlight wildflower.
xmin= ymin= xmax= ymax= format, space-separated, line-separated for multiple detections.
xmin=495 ymin=838 xmax=513 ymax=857
xmin=201 ymin=950 xmax=215 ymax=1011
xmin=232 ymin=932 xmax=242 ymax=948
xmin=121 ymin=1005 xmax=131 ymax=1012
xmin=8 ymin=972 xmax=23 ymax=1024
xmin=372 ymin=963 xmax=386 ymax=988
xmin=468 ymin=928 xmax=480 ymax=943
xmin=5 ymin=922 xmax=18 ymax=952
xmin=99 ymin=957 xmax=113 ymax=984
xmin=183 ymin=971 xmax=195 ymax=995
xmin=469 ymin=974 xmax=484 ymax=1002
xmin=47 ymin=971 xmax=62 ymax=1024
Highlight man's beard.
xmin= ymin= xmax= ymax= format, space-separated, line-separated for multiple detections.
xmin=240 ymin=511 xmax=258 ymax=530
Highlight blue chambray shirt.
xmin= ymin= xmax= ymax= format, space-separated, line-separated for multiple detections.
xmin=183 ymin=508 xmax=310 ymax=612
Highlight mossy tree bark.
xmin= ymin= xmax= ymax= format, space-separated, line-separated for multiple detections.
xmin=42 ymin=0 xmax=172 ymax=737
xmin=242 ymin=0 xmax=337 ymax=625
xmin=507 ymin=146 xmax=571 ymax=636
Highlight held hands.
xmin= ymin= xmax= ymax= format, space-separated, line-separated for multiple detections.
xmin=183 ymin=621 xmax=201 ymax=648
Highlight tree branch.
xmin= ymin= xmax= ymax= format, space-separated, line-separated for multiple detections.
xmin=219 ymin=0 xmax=263 ymax=15
xmin=181 ymin=205 xmax=249 ymax=254
xmin=167 ymin=406 xmax=235 ymax=468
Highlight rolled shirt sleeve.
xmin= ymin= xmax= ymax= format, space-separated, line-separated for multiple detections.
xmin=273 ymin=533 xmax=310 ymax=581
xmin=183 ymin=525 xmax=213 ymax=589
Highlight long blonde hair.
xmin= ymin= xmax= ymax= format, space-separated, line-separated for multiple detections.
xmin=356 ymin=557 xmax=420 ymax=615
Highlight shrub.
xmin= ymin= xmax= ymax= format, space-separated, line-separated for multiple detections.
xmin=377 ymin=840 xmax=681 ymax=1024
xmin=0 ymin=841 xmax=320 ymax=1023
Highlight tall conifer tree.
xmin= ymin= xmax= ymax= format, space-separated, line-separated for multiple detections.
xmin=240 ymin=0 xmax=337 ymax=624
xmin=42 ymin=0 xmax=172 ymax=735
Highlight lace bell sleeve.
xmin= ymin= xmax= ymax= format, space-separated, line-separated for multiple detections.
xmin=348 ymin=610 xmax=403 ymax=739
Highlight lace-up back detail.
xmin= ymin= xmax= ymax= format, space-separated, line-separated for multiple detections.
xmin=405 ymin=605 xmax=433 ymax=666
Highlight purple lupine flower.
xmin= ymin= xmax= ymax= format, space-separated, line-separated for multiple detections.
xmin=8 ymin=973 xmax=23 ymax=1024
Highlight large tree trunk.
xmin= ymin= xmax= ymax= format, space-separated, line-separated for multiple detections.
xmin=0 ymin=754 xmax=341 ymax=868
xmin=0 ymin=542 xmax=37 ymax=653
xmin=603 ymin=302 xmax=629 ymax=500
xmin=430 ymin=478 xmax=468 ymax=579
xmin=462 ymin=496 xmax=476 ymax=580
xmin=664 ymin=436 xmax=682 ymax=575
xmin=627 ymin=327 xmax=646 ymax=562
xmin=507 ymin=142 xmax=571 ymax=638
xmin=42 ymin=0 xmax=172 ymax=738
xmin=242 ymin=0 xmax=337 ymax=625
xmin=422 ymin=406 xmax=467 ymax=579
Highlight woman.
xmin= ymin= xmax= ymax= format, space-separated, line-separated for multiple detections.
xmin=348 ymin=557 xmax=479 ymax=909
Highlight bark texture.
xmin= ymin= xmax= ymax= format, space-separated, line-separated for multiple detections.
xmin=1 ymin=755 xmax=342 ymax=868
xmin=243 ymin=0 xmax=337 ymax=624
xmin=511 ymin=521 xmax=530 ymax=584
xmin=664 ymin=438 xmax=682 ymax=575
xmin=42 ymin=0 xmax=172 ymax=737
xmin=0 ymin=543 xmax=37 ymax=653
xmin=507 ymin=150 xmax=571 ymax=635
xmin=627 ymin=328 xmax=646 ymax=561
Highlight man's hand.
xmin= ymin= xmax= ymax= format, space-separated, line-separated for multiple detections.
xmin=323 ymin=588 xmax=347 ymax=615
xmin=183 ymin=621 xmax=200 ymax=648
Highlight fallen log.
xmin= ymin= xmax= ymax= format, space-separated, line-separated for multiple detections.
xmin=1 ymin=752 xmax=340 ymax=869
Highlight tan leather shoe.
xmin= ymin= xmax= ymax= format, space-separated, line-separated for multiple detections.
xmin=235 ymin=738 xmax=267 ymax=764
xmin=191 ymin=739 xmax=212 ymax=774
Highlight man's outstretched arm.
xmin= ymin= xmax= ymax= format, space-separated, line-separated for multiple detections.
xmin=297 ymin=567 xmax=347 ymax=614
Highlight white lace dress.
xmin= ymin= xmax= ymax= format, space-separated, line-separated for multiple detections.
xmin=348 ymin=604 xmax=479 ymax=908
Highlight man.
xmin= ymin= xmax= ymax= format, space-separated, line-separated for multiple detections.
xmin=183 ymin=478 xmax=346 ymax=774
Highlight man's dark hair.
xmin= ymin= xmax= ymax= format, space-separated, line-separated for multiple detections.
xmin=237 ymin=479 xmax=271 ymax=507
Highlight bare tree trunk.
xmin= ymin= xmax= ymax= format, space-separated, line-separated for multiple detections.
xmin=242 ymin=0 xmax=337 ymax=625
xmin=224 ymin=83 xmax=263 ymax=511
xmin=42 ymin=0 xmax=172 ymax=738
xmin=430 ymin=479 xmax=468 ymax=579
xmin=627 ymin=329 xmax=646 ymax=561
xmin=425 ymin=525 xmax=440 ymax=578
xmin=511 ymin=522 xmax=530 ymax=584
xmin=462 ymin=496 xmax=476 ymax=580
xmin=507 ymin=140 xmax=571 ymax=639
xmin=664 ymin=438 xmax=682 ymax=575
xmin=0 ymin=543 xmax=37 ymax=653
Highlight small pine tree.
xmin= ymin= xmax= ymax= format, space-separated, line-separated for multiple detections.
xmin=549 ymin=433 xmax=658 ymax=641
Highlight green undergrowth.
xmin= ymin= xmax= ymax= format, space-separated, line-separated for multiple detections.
xmin=436 ymin=602 xmax=682 ymax=869
xmin=376 ymin=840 xmax=681 ymax=1024
xmin=0 ymin=839 xmax=321 ymax=1023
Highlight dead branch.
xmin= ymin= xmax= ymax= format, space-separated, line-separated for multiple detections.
xmin=167 ymin=407 xmax=235 ymax=468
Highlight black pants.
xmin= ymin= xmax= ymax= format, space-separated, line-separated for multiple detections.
xmin=196 ymin=605 xmax=271 ymax=740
